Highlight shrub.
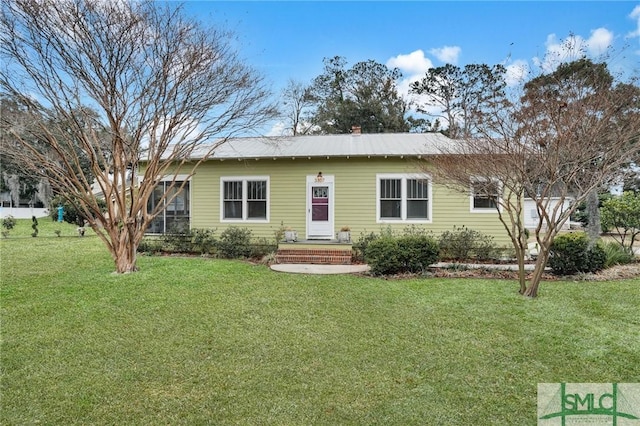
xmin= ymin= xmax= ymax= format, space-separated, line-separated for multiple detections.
xmin=365 ymin=236 xmax=401 ymax=275
xmin=397 ymin=234 xmax=439 ymax=273
xmin=586 ymin=244 xmax=607 ymax=273
xmin=2 ymin=215 xmax=16 ymax=237
xmin=191 ymin=228 xmax=217 ymax=255
xmin=162 ymin=224 xmax=194 ymax=253
xmin=2 ymin=215 xmax=16 ymax=231
xmin=365 ymin=234 xmax=439 ymax=275
xmin=548 ymin=232 xmax=606 ymax=275
xmin=250 ymin=237 xmax=276 ymax=259
xmin=138 ymin=237 xmax=163 ymax=253
xmin=602 ymin=241 xmax=634 ymax=268
xmin=217 ymin=226 xmax=252 ymax=259
xmin=352 ymin=231 xmax=379 ymax=263
xmin=31 ymin=216 xmax=38 ymax=237
xmin=438 ymin=226 xmax=496 ymax=261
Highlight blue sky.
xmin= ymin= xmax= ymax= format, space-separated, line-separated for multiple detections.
xmin=176 ymin=1 xmax=640 ymax=133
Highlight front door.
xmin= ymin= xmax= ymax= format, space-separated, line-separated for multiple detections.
xmin=307 ymin=175 xmax=334 ymax=239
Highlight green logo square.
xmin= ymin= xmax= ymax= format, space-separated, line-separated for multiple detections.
xmin=538 ymin=383 xmax=640 ymax=425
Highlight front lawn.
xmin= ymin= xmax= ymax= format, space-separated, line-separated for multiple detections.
xmin=1 ymin=230 xmax=639 ymax=425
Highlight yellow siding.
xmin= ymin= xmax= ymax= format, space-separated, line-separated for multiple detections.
xmin=189 ymin=157 xmax=515 ymax=245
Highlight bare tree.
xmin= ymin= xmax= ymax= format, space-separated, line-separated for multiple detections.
xmin=281 ymin=79 xmax=314 ymax=136
xmin=0 ymin=0 xmax=276 ymax=273
xmin=429 ymin=58 xmax=640 ymax=297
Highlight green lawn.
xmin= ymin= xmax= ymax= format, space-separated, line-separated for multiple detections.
xmin=1 ymin=222 xmax=639 ymax=425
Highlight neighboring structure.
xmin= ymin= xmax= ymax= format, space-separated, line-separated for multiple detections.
xmin=146 ymin=131 xmax=514 ymax=245
xmin=523 ymin=197 xmax=575 ymax=231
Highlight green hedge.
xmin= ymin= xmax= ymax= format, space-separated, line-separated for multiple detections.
xmin=549 ymin=232 xmax=606 ymax=275
xmin=365 ymin=234 xmax=439 ymax=276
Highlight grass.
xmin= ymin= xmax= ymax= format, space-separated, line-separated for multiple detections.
xmin=1 ymin=220 xmax=639 ymax=425
xmin=2 ymin=216 xmax=82 ymax=238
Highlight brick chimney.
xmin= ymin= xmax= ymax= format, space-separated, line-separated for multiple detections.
xmin=351 ymin=125 xmax=362 ymax=135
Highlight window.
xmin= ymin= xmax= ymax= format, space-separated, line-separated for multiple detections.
xmin=221 ymin=177 xmax=269 ymax=221
xmin=407 ymin=178 xmax=429 ymax=219
xmin=377 ymin=174 xmax=431 ymax=222
xmin=147 ymin=180 xmax=190 ymax=234
xmin=380 ymin=178 xmax=402 ymax=219
xmin=471 ymin=179 xmax=500 ymax=212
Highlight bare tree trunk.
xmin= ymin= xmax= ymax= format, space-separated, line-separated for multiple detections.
xmin=114 ymin=242 xmax=138 ymax=273
xmin=101 ymin=221 xmax=142 ymax=273
xmin=524 ymin=249 xmax=550 ymax=298
xmin=516 ymin=247 xmax=527 ymax=294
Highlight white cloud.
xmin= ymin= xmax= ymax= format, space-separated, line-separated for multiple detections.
xmin=586 ymin=27 xmax=613 ymax=56
xmin=504 ymin=59 xmax=530 ymax=86
xmin=386 ymin=48 xmax=461 ymax=121
xmin=627 ymin=5 xmax=640 ymax=55
xmin=429 ymin=46 xmax=461 ymax=64
xmin=628 ymin=5 xmax=640 ymax=37
xmin=386 ymin=50 xmax=434 ymax=110
xmin=386 ymin=49 xmax=433 ymax=76
xmin=266 ymin=121 xmax=288 ymax=136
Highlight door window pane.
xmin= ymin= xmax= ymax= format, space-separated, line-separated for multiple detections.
xmin=311 ymin=185 xmax=329 ymax=221
xmin=312 ymin=205 xmax=329 ymax=221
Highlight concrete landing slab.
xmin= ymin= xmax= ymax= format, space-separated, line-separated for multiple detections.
xmin=270 ymin=264 xmax=370 ymax=275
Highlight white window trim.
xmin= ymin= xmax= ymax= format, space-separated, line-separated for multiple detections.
xmin=376 ymin=173 xmax=432 ymax=224
xmin=220 ymin=176 xmax=270 ymax=223
xmin=470 ymin=177 xmax=502 ymax=213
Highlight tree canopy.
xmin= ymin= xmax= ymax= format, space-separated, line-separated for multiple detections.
xmin=304 ymin=56 xmax=411 ymax=134
xmin=601 ymin=191 xmax=640 ymax=254
xmin=410 ymin=63 xmax=508 ymax=138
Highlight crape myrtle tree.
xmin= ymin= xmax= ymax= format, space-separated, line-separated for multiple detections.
xmin=0 ymin=0 xmax=276 ymax=273
xmin=427 ymin=57 xmax=640 ymax=297
xmin=307 ymin=56 xmax=412 ymax=134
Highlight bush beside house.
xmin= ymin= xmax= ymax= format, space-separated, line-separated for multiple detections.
xmin=548 ymin=232 xmax=606 ymax=275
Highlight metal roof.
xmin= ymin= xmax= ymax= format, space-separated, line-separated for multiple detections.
xmin=194 ymin=133 xmax=455 ymax=160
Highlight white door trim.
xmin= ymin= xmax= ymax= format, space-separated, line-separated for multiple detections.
xmin=306 ymin=174 xmax=334 ymax=239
